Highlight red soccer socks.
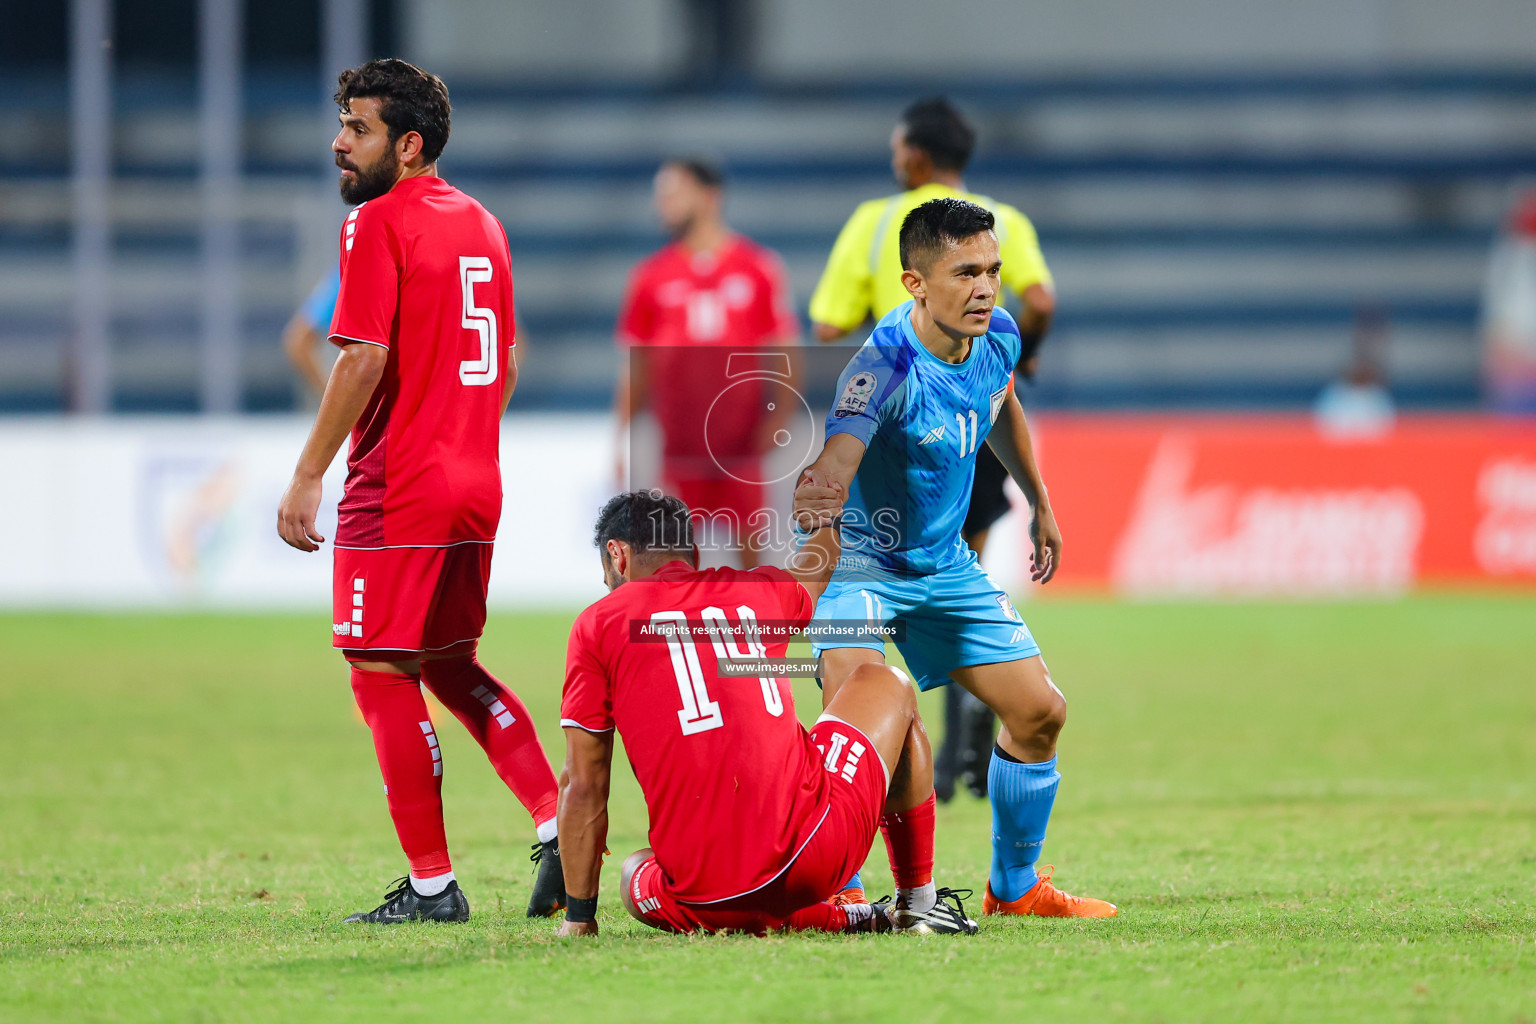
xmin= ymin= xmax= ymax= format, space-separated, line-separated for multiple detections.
xmin=881 ymin=792 xmax=936 ymax=891
xmin=420 ymin=656 xmax=559 ymax=830
xmin=350 ymin=666 xmax=451 ymax=877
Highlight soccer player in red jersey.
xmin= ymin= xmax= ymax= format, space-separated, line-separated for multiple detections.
xmin=613 ymin=158 xmax=800 ymax=569
xmin=276 ymin=59 xmax=561 ymax=924
xmin=553 ymin=483 xmax=978 ymax=937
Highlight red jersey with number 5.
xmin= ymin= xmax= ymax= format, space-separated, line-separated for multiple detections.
xmin=328 ymin=175 xmax=515 ymax=547
xmin=561 ymin=562 xmax=831 ymax=904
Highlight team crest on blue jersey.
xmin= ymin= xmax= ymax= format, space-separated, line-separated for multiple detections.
xmin=989 ymin=384 xmax=1009 ymax=425
xmin=835 ymin=370 xmax=879 ymax=418
xmin=995 ymin=593 xmax=1022 ymax=622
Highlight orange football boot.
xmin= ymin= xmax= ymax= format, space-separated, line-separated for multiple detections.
xmin=827 ymin=886 xmax=868 ymax=907
xmin=982 ymin=866 xmax=1117 ymax=918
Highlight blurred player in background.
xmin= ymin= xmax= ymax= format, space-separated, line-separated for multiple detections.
xmin=802 ymin=199 xmax=1115 ymax=918
xmin=555 ymin=487 xmax=976 ymax=937
xmin=281 ymin=268 xmax=339 ymax=399
xmin=276 ymin=59 xmax=563 ymax=925
xmin=809 ymin=97 xmax=1058 ymax=805
xmin=1482 ymin=188 xmax=1536 ymax=413
xmin=1314 ymin=307 xmax=1395 ymax=439
xmin=613 ymin=158 xmax=800 ymax=569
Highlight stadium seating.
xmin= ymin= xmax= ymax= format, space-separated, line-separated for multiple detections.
xmin=2 ymin=70 xmax=1533 ymax=411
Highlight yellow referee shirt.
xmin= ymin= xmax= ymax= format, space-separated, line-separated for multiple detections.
xmin=808 ymin=182 xmax=1052 ymax=331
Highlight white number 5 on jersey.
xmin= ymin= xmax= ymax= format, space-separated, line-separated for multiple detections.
xmin=458 ymin=256 xmax=498 ymax=387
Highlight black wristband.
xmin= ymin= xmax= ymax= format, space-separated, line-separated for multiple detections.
xmin=565 ymin=895 xmax=598 ymax=923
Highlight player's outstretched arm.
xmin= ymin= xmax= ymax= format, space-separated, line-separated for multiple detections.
xmin=787 ymin=468 xmax=845 ymax=603
xmin=280 ymin=314 xmax=328 ymax=396
xmin=276 ymin=342 xmax=388 ymax=552
xmin=801 ymin=432 xmax=866 ymax=503
xmin=984 ymin=391 xmax=1063 ymax=583
xmin=555 ymin=727 xmax=614 ymax=937
xmin=611 ymin=348 xmax=650 ymax=487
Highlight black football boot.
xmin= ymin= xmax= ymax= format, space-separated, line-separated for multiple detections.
xmin=876 ymin=887 xmax=980 ymax=935
xmin=343 ymin=876 xmax=470 ymax=924
xmin=957 ymin=690 xmax=998 ymax=799
xmin=526 ymin=837 xmax=567 ymax=918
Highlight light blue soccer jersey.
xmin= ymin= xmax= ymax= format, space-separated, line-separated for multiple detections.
xmin=826 ymin=301 xmax=1023 ymax=577
xmin=299 ymin=268 xmax=341 ymax=332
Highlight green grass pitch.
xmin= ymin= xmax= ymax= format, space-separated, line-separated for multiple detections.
xmin=2 ymin=595 xmax=1533 ymax=1023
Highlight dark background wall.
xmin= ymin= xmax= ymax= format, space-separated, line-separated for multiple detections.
xmin=0 ymin=0 xmax=395 ymax=69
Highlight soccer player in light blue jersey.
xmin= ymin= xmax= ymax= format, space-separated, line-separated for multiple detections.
xmin=795 ymin=198 xmax=1116 ymax=917
xmin=282 ymin=269 xmax=341 ymax=398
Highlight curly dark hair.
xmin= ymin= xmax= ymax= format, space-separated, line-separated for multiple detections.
xmin=898 ymin=197 xmax=996 ymax=272
xmin=334 ymin=58 xmax=452 ymax=164
xmin=593 ymin=491 xmax=695 ymax=557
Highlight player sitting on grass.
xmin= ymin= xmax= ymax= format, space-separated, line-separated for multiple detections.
xmin=553 ymin=485 xmax=976 ymax=936
xmin=801 ymin=198 xmax=1117 ymax=918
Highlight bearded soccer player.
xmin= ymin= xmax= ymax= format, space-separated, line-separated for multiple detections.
xmin=276 ymin=59 xmax=562 ymax=924
xmin=613 ymin=158 xmax=800 ymax=568
xmin=801 ymin=198 xmax=1116 ymax=919
xmin=809 ymin=97 xmax=1057 ymax=806
xmin=553 ymin=486 xmax=976 ymax=937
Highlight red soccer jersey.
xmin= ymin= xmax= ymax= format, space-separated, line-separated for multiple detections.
xmin=328 ymin=176 xmax=516 ymax=547
xmin=617 ymin=236 xmax=798 ymax=465
xmin=562 ymin=562 xmax=829 ymax=904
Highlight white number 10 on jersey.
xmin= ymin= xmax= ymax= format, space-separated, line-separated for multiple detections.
xmin=458 ymin=256 xmax=498 ymax=387
xmin=651 ymin=606 xmax=785 ymax=737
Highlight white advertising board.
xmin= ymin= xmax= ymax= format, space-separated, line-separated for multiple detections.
xmin=0 ymin=414 xmax=1029 ymax=610
xmin=0 ymin=416 xmax=611 ymax=609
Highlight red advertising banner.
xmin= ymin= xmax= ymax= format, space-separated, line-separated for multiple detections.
xmin=1029 ymin=415 xmax=1536 ymax=595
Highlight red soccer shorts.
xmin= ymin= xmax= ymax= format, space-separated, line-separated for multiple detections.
xmin=628 ymin=717 xmax=887 ymax=934
xmin=332 ymin=542 xmax=493 ymax=659
xmin=664 ymin=472 xmax=767 ymax=537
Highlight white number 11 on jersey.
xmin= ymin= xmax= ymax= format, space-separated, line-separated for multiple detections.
xmin=954 ymin=409 xmax=979 ymax=456
xmin=458 ymin=256 xmax=498 ymax=387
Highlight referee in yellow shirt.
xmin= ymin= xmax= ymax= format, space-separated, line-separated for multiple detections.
xmin=809 ymin=96 xmax=1057 ymax=802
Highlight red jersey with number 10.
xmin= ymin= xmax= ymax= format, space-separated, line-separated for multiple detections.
xmin=561 ymin=563 xmax=830 ymax=904
xmin=328 ymin=176 xmax=515 ymax=548
xmin=617 ymin=237 xmax=798 ymax=465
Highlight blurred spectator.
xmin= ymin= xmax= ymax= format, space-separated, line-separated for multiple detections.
xmin=281 ymin=269 xmax=340 ymax=399
xmin=1481 ymin=189 xmax=1536 ymax=414
xmin=1315 ymin=307 xmax=1396 ymax=439
xmin=613 ymin=158 xmax=801 ymax=569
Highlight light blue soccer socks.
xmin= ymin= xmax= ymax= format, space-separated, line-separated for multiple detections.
xmin=987 ymin=747 xmax=1059 ymax=902
xmin=841 ymin=870 xmax=864 ymax=894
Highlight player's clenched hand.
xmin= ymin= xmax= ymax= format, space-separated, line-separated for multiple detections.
xmin=555 ymin=919 xmax=598 ymax=938
xmin=1030 ymin=504 xmax=1063 ymax=584
xmin=277 ymin=472 xmax=326 ymax=552
xmin=792 ymin=467 xmax=844 ymax=530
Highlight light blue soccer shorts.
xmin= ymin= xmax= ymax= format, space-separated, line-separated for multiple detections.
xmin=808 ymin=554 xmax=1041 ymax=691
